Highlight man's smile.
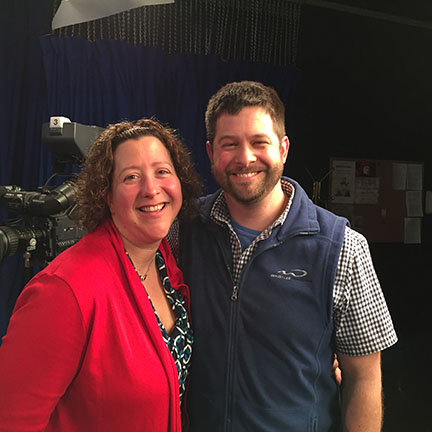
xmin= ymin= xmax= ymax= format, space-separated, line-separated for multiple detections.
xmin=233 ymin=171 xmax=259 ymax=178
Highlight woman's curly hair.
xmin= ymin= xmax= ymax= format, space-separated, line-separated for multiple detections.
xmin=75 ymin=118 xmax=202 ymax=232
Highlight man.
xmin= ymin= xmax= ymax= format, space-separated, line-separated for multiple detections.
xmin=178 ymin=81 xmax=397 ymax=431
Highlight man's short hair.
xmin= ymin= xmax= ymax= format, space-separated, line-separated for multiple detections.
xmin=205 ymin=81 xmax=286 ymax=144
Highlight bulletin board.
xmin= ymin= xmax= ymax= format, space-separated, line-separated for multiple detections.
xmin=328 ymin=158 xmax=424 ymax=243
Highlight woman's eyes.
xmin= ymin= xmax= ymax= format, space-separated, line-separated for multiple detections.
xmin=124 ymin=174 xmax=139 ymax=181
xmin=123 ymin=169 xmax=171 ymax=182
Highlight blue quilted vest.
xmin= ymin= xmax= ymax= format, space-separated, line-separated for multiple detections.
xmin=180 ymin=178 xmax=348 ymax=432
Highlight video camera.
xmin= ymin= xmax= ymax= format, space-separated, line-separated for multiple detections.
xmin=0 ymin=117 xmax=104 ymax=269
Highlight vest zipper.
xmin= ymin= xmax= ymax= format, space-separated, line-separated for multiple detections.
xmin=231 ymin=285 xmax=239 ymax=301
xmin=224 ymin=233 xmax=287 ymax=429
xmin=225 ymin=298 xmax=238 ymax=432
xmin=225 ymin=270 xmax=238 ymax=430
xmin=225 ymin=243 xmax=282 ymax=430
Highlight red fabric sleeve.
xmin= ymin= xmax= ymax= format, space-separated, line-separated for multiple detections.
xmin=159 ymin=238 xmax=190 ymax=310
xmin=0 ymin=274 xmax=86 ymax=431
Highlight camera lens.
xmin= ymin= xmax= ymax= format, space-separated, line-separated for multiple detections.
xmin=0 ymin=225 xmax=45 ymax=262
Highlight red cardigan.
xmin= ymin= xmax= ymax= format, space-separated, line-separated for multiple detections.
xmin=0 ymin=219 xmax=189 ymax=432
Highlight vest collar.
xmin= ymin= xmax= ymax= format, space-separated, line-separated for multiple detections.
xmin=199 ymin=177 xmax=320 ymax=239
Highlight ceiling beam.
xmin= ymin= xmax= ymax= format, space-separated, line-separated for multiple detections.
xmin=301 ymin=0 xmax=432 ymax=30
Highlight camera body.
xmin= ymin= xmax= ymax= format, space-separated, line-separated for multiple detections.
xmin=0 ymin=117 xmax=104 ymax=267
xmin=0 ymin=208 xmax=85 ymax=267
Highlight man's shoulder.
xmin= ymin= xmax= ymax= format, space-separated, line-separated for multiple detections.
xmin=198 ymin=190 xmax=222 ymax=215
xmin=342 ymin=225 xmax=371 ymax=255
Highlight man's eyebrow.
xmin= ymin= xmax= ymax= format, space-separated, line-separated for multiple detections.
xmin=250 ymin=134 xmax=271 ymax=139
xmin=217 ymin=134 xmax=237 ymax=141
xmin=217 ymin=133 xmax=270 ymax=141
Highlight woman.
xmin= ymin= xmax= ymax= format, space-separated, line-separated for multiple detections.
xmin=0 ymin=118 xmax=202 ymax=431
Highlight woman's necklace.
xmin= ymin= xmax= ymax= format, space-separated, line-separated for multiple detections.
xmin=125 ymin=251 xmax=154 ymax=282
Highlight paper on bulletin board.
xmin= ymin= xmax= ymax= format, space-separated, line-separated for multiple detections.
xmin=404 ymin=218 xmax=421 ymax=244
xmin=406 ymin=163 xmax=423 ymax=190
xmin=406 ymin=190 xmax=423 ymax=217
xmin=331 ymin=160 xmax=355 ymax=204
xmin=426 ymin=191 xmax=432 ymax=214
xmin=354 ymin=160 xmax=379 ymax=204
xmin=354 ymin=177 xmax=379 ymax=204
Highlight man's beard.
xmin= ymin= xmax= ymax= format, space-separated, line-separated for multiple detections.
xmin=211 ymin=161 xmax=284 ymax=205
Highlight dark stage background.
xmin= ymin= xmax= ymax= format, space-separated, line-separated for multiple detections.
xmin=1 ymin=1 xmax=431 ymax=430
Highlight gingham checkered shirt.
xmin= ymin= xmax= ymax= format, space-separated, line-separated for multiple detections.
xmin=209 ymin=180 xmax=397 ymax=356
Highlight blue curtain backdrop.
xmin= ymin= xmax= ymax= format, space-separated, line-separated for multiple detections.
xmin=1 ymin=29 xmax=300 ymax=334
xmin=40 ymin=36 xmax=300 ymax=192
xmin=0 ymin=0 xmax=53 ymax=336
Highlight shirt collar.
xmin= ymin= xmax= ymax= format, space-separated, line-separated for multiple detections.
xmin=210 ymin=179 xmax=295 ymax=232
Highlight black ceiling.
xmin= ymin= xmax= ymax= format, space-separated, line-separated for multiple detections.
xmin=307 ymin=0 xmax=432 ymax=23
xmin=286 ymin=0 xmax=432 ymax=187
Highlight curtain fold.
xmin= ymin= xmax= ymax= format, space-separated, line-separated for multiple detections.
xmin=41 ymin=35 xmax=300 ymax=192
xmin=0 ymin=0 xmax=53 ymax=338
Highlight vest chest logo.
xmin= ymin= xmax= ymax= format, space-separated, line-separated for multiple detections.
xmin=270 ymin=269 xmax=308 ymax=280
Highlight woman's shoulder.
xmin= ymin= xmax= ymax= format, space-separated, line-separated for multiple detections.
xmin=35 ymin=222 xmax=123 ymax=296
xmin=48 ymin=226 xmax=113 ymax=271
